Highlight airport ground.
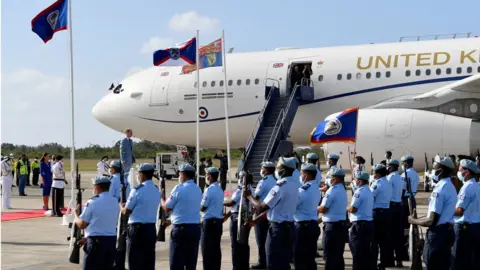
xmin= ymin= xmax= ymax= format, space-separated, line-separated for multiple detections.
xmin=1 ymin=170 xmax=429 ymax=269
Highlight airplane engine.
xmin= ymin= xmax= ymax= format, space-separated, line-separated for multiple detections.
xmin=322 ymin=108 xmax=480 ymax=172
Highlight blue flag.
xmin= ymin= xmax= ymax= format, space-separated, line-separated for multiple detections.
xmin=310 ymin=107 xmax=359 ymax=145
xmin=182 ymin=38 xmax=222 ymax=74
xmin=153 ymin=37 xmax=197 ymax=66
xmin=31 ymin=0 xmax=68 ymax=43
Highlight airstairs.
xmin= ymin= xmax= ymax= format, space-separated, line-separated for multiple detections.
xmin=237 ymin=79 xmax=314 ymax=183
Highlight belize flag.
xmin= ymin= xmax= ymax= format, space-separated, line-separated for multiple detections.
xmin=182 ymin=38 xmax=223 ymax=74
xmin=153 ymin=37 xmax=197 ymax=66
xmin=310 ymin=107 xmax=359 ymax=145
xmin=31 ymin=0 xmax=68 ymax=43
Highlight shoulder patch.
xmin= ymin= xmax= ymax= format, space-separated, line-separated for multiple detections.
xmin=373 ymin=185 xmax=378 ymax=190
xmin=276 ymin=180 xmax=287 ymax=186
xmin=459 ymin=194 xmax=465 ymax=201
xmin=354 ymin=193 xmax=360 ymax=198
xmin=432 ymin=192 xmax=437 ymax=198
xmin=301 ymin=183 xmax=311 ymax=190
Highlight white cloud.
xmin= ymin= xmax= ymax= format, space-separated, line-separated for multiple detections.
xmin=140 ymin=37 xmax=173 ymax=54
xmin=4 ymin=68 xmax=66 ymax=94
xmin=125 ymin=66 xmax=146 ymax=77
xmin=169 ymin=11 xmax=219 ymax=33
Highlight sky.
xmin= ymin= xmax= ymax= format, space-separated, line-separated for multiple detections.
xmin=1 ymin=0 xmax=479 ymax=148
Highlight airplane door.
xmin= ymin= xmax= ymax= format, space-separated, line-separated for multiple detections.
xmin=266 ymin=61 xmax=288 ymax=97
xmin=150 ymin=71 xmax=171 ymax=106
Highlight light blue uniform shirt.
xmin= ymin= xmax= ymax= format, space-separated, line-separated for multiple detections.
xmin=255 ymin=174 xmax=276 ymax=202
xmin=80 ymin=192 xmax=120 ymax=237
xmin=401 ymin=168 xmax=419 ymax=196
xmin=428 ymin=177 xmax=456 ymax=226
xmin=166 ymin=179 xmax=202 ymax=224
xmin=321 ymin=183 xmax=348 ymax=222
xmin=370 ymin=177 xmax=392 ymax=209
xmin=350 ymin=185 xmax=373 ymax=222
xmin=126 ymin=180 xmax=160 ymax=224
xmin=299 ymin=167 xmax=323 ymax=187
xmin=264 ymin=176 xmax=299 ymax=222
xmin=294 ymin=180 xmax=321 ymax=222
xmin=110 ymin=173 xmax=131 ymax=202
xmin=387 ymin=171 xmax=403 ymax=203
xmin=231 ymin=185 xmax=254 ymax=213
xmin=454 ymin=179 xmax=480 ymax=224
xmin=201 ymin=182 xmax=224 ymax=220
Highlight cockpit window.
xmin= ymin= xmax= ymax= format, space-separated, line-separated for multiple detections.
xmin=112 ymin=84 xmax=123 ymax=94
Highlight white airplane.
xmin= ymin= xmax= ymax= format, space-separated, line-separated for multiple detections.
xmin=93 ymin=34 xmax=480 ymax=171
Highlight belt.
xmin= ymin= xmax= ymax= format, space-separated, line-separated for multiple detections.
xmin=390 ymin=201 xmax=401 ymax=205
xmin=324 ymin=220 xmax=346 ymax=224
xmin=129 ymin=223 xmax=155 ymax=226
xmin=53 ymin=178 xmax=66 ymax=181
xmin=296 ymin=220 xmax=317 ymax=224
xmin=270 ymin=221 xmax=294 ymax=225
xmin=353 ymin=220 xmax=372 ymax=224
xmin=87 ymin=235 xmax=116 ymax=239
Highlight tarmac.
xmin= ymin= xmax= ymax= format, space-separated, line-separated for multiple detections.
xmin=1 ymin=171 xmax=430 ymax=269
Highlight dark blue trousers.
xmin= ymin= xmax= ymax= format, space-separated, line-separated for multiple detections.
xmin=230 ymin=214 xmax=250 ymax=270
xmin=390 ymin=202 xmax=404 ymax=263
xmin=294 ymin=221 xmax=320 ymax=270
xmin=451 ymin=223 xmax=478 ymax=270
xmin=127 ymin=223 xmax=156 ymax=270
xmin=201 ymin=218 xmax=223 ymax=270
xmin=266 ymin=221 xmax=294 ymax=270
xmin=349 ymin=220 xmax=373 ymax=270
xmin=169 ymin=223 xmax=201 ymax=270
xmin=83 ymin=236 xmax=116 ymax=270
xmin=370 ymin=208 xmax=392 ymax=269
xmin=472 ymin=223 xmax=480 ymax=270
xmin=254 ymin=219 xmax=269 ymax=266
xmin=322 ymin=221 xmax=347 ymax=270
xmin=424 ymin=223 xmax=453 ymax=270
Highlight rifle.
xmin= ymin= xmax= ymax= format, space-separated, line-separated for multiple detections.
xmin=405 ymin=167 xmax=423 ymax=270
xmin=156 ymin=166 xmax=167 ymax=242
xmin=237 ymin=171 xmax=253 ymax=244
xmin=68 ymin=163 xmax=84 ymax=264
xmin=116 ymin=165 xmax=128 ymax=268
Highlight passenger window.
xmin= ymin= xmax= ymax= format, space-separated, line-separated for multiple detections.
xmin=202 ymin=81 xmax=207 ymax=87
xmin=254 ymin=78 xmax=260 ymax=84
xmin=220 ymin=80 xmax=224 ymax=87
xmin=405 ymin=70 xmax=411 ymax=77
xmin=426 ymin=69 xmax=431 ymax=76
xmin=366 ymin=72 xmax=372 ymax=79
xmin=337 ymin=74 xmax=342 ymax=80
xmin=246 ymin=79 xmax=251 ymax=85
xmin=457 ymin=67 xmax=462 ymax=74
xmin=237 ymin=79 xmax=242 ymax=86
xmin=386 ymin=71 xmax=391 ymax=78
xmin=318 ymin=75 xmax=324 ymax=81
xmin=347 ymin=73 xmax=352 ymax=80
xmin=467 ymin=67 xmax=473 ymax=73
xmin=446 ymin=68 xmax=451 ymax=74
xmin=211 ymin=81 xmax=215 ymax=87
xmin=376 ymin=72 xmax=381 ymax=78
xmin=436 ymin=68 xmax=441 ymax=75
xmin=415 ymin=70 xmax=421 ymax=76
xmin=356 ymin=73 xmax=362 ymax=79
xmin=228 ymin=80 xmax=233 ymax=86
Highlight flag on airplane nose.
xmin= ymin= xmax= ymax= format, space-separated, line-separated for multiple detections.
xmin=153 ymin=37 xmax=197 ymax=66
xmin=310 ymin=107 xmax=359 ymax=145
xmin=31 ymin=0 xmax=68 ymax=43
xmin=182 ymin=38 xmax=223 ymax=74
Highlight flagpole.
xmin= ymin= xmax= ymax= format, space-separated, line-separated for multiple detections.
xmin=196 ymin=30 xmax=200 ymax=186
xmin=221 ymin=30 xmax=232 ymax=192
xmin=67 ymin=0 xmax=75 ymax=214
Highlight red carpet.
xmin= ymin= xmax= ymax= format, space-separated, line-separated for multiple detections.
xmin=1 ymin=208 xmax=68 ymax=222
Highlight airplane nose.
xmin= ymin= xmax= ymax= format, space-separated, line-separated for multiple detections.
xmin=92 ymin=98 xmax=107 ymax=124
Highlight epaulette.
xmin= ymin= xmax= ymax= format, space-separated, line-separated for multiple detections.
xmin=301 ymin=183 xmax=311 ymax=190
xmin=90 ymin=195 xmax=99 ymax=200
xmin=276 ymin=180 xmax=287 ymax=186
xmin=134 ymin=184 xmax=145 ymax=190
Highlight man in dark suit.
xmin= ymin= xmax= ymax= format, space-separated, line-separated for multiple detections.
xmin=213 ymin=150 xmax=228 ymax=191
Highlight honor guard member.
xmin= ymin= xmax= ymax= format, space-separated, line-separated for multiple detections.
xmin=348 ymin=171 xmax=374 ymax=270
xmin=400 ymin=155 xmax=419 ymax=250
xmin=74 ymin=176 xmax=120 ymax=270
xmin=408 ymin=156 xmax=456 ymax=270
xmin=224 ymin=171 xmax=254 ymax=270
xmin=369 ymin=164 xmax=393 ymax=270
xmin=294 ymin=163 xmax=321 ymax=270
xmin=321 ymin=153 xmax=340 ymax=193
xmin=1 ymin=156 xmax=13 ymax=209
xmin=244 ymin=157 xmax=299 ymax=270
xmin=451 ymin=159 xmax=480 ymax=270
xmin=120 ymin=163 xmax=160 ymax=270
xmin=386 ymin=159 xmax=405 ymax=267
xmin=305 ymin=152 xmax=323 ymax=186
xmin=108 ymin=160 xmax=130 ymax=202
xmin=251 ymin=161 xmax=276 ymax=269
xmin=161 ymin=164 xmax=202 ymax=270
xmin=318 ymin=168 xmax=348 ymax=270
xmin=200 ymin=167 xmax=224 ymax=270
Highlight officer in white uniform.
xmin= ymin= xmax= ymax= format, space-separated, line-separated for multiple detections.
xmin=51 ymin=155 xmax=66 ymax=217
xmin=348 ymin=171 xmax=374 ymax=270
xmin=74 ymin=176 xmax=120 ymax=270
xmin=451 ymin=159 xmax=480 ymax=270
xmin=408 ymin=156 xmax=456 ymax=270
xmin=244 ymin=157 xmax=299 ymax=270
xmin=318 ymin=167 xmax=348 ymax=270
xmin=294 ymin=163 xmax=321 ymax=270
xmin=251 ymin=161 xmax=276 ymax=269
xmin=120 ymin=163 xmax=160 ymax=270
xmin=386 ymin=159 xmax=405 ymax=267
xmin=97 ymin=156 xmax=110 ymax=177
xmin=1 ymin=156 xmax=13 ymax=209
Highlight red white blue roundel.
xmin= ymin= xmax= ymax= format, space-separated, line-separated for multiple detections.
xmin=199 ymin=107 xmax=208 ymax=119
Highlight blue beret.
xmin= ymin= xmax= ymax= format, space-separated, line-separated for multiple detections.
xmin=137 ymin=163 xmax=155 ymax=172
xmin=373 ymin=164 xmax=386 ymax=171
xmin=306 ymin=153 xmax=319 ymax=159
xmin=110 ymin=160 xmax=121 ymax=168
xmin=434 ymin=156 xmax=455 ymax=169
xmin=92 ymin=176 xmax=111 ymax=185
xmin=261 ymin=161 xmax=275 ymax=168
xmin=460 ymin=159 xmax=477 ymax=173
xmin=401 ymin=155 xmax=414 ymax=162
xmin=205 ymin=167 xmax=219 ymax=174
xmin=278 ymin=157 xmax=297 ymax=169
xmin=387 ymin=159 xmax=400 ymax=166
xmin=354 ymin=171 xmax=370 ymax=181
xmin=301 ymin=163 xmax=317 ymax=171
xmin=330 ymin=168 xmax=345 ymax=177
xmin=178 ymin=163 xmax=195 ymax=172
xmin=327 ymin=153 xmax=339 ymax=160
